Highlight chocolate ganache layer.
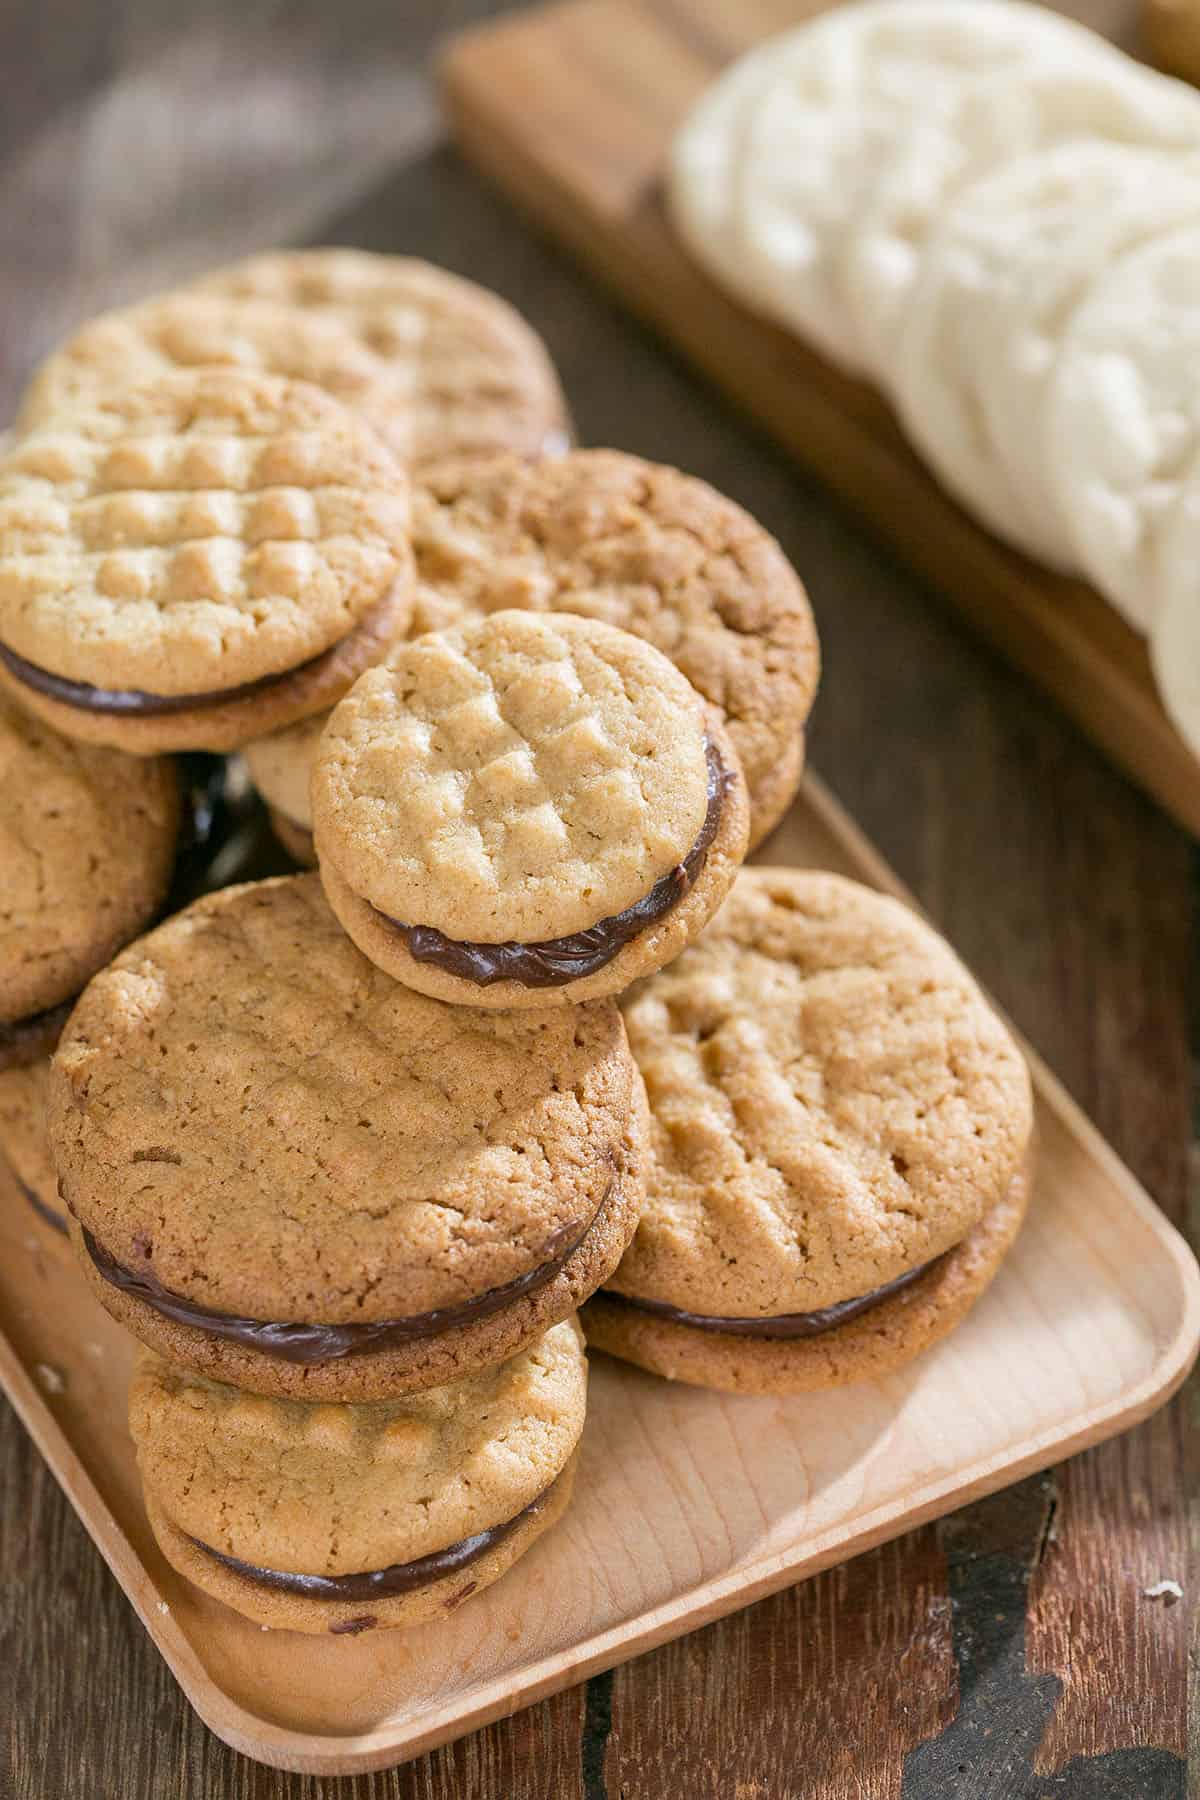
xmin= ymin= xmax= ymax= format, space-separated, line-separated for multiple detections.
xmin=0 ymin=586 xmax=401 ymax=720
xmin=376 ymin=738 xmax=734 ymax=988
xmin=0 ymin=999 xmax=75 ymax=1072
xmin=190 ymin=1474 xmax=561 ymax=1604
xmin=8 ymin=1165 xmax=70 ymax=1236
xmin=81 ymin=1184 xmax=615 ymax=1363
xmin=603 ymin=1255 xmax=945 ymax=1339
xmin=0 ymin=639 xmax=339 ymax=718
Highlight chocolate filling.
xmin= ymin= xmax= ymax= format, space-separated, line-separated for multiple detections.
xmin=81 ymin=1183 xmax=613 ymax=1364
xmin=376 ymin=738 xmax=733 ymax=988
xmin=188 ymin=1473 xmax=560 ymax=1606
xmin=0 ymin=569 xmax=404 ymax=723
xmin=0 ymin=999 xmax=74 ymax=1072
xmin=603 ymin=1254 xmax=945 ymax=1339
xmin=8 ymin=1164 xmax=69 ymax=1237
xmin=0 ymin=638 xmax=346 ymax=718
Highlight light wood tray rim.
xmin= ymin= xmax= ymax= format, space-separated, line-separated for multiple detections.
xmin=3 ymin=775 xmax=1197 ymax=1775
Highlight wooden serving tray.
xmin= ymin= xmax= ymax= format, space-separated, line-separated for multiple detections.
xmin=2 ymin=774 xmax=1197 ymax=1775
xmin=439 ymin=0 xmax=1200 ymax=840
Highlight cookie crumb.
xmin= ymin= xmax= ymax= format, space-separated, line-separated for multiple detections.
xmin=329 ymin=1614 xmax=377 ymax=1636
xmin=1143 ymin=1579 xmax=1182 ymax=1603
xmin=35 ymin=1363 xmax=65 ymax=1394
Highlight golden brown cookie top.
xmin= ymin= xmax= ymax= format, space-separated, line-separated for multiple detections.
xmin=0 ymin=368 xmax=411 ymax=697
xmin=15 ymin=294 xmax=381 ymax=430
xmin=189 ymin=248 xmax=571 ymax=467
xmin=0 ymin=693 xmax=179 ymax=1024
xmin=50 ymin=874 xmax=634 ymax=1321
xmin=613 ymin=867 xmax=1034 ymax=1315
xmin=312 ymin=610 xmax=717 ymax=943
xmin=411 ymin=450 xmax=819 ymax=844
xmin=129 ymin=1320 xmax=586 ymax=1576
xmin=243 ymin=449 xmax=817 ymax=851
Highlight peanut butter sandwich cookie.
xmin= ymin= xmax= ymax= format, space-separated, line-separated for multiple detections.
xmin=15 ymin=293 xmax=382 ymax=432
xmin=51 ymin=874 xmax=642 ymax=1400
xmin=0 ymin=368 xmax=414 ymax=754
xmin=313 ymin=610 xmax=750 ymax=1008
xmin=130 ymin=1320 xmax=586 ymax=1634
xmin=411 ymin=451 xmax=818 ymax=848
xmin=243 ymin=449 xmax=816 ymax=855
xmin=584 ymin=868 xmax=1034 ymax=1394
xmin=189 ymin=248 xmax=572 ymax=468
xmin=0 ymin=693 xmax=180 ymax=1237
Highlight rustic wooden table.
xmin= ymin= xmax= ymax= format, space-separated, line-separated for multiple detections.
xmin=0 ymin=3 xmax=1193 ymax=1795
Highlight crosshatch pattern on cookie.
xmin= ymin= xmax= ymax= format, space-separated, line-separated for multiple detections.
xmin=613 ymin=868 xmax=1034 ymax=1317
xmin=15 ymin=295 xmax=384 ymax=431
xmin=49 ymin=874 xmax=634 ymax=1323
xmin=0 ymin=370 xmax=411 ymax=694
xmin=190 ymin=250 xmax=571 ymax=466
xmin=409 ymin=451 xmax=818 ymax=845
xmin=129 ymin=1320 xmax=586 ymax=1577
xmin=315 ymin=611 xmax=714 ymax=942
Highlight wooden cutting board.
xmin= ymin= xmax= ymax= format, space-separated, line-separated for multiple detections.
xmin=439 ymin=0 xmax=1200 ymax=838
xmin=3 ymin=776 xmax=1196 ymax=1774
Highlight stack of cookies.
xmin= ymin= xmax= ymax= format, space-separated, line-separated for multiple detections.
xmin=0 ymin=245 xmax=1033 ymax=1640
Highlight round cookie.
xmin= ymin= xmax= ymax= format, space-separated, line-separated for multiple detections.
xmin=313 ymin=610 xmax=751 ymax=1008
xmin=583 ymin=1166 xmax=1031 ymax=1393
xmin=0 ymin=690 xmax=180 ymax=1030
xmin=245 ymin=452 xmax=816 ymax=855
xmin=15 ymin=293 xmax=382 ymax=432
xmin=189 ymin=248 xmax=572 ymax=468
xmin=582 ymin=867 xmax=1034 ymax=1394
xmin=0 ymin=368 xmax=414 ymax=753
xmin=51 ymin=873 xmax=643 ymax=1400
xmin=894 ymin=143 xmax=1200 ymax=570
xmin=410 ymin=451 xmax=817 ymax=848
xmin=130 ymin=1319 xmax=585 ymax=1633
xmin=0 ymin=1059 xmax=68 ymax=1242
xmin=669 ymin=0 xmax=1114 ymax=375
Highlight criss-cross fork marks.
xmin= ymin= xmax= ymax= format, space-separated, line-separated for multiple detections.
xmin=0 ymin=379 xmax=410 ymax=685
xmin=320 ymin=611 xmax=712 ymax=935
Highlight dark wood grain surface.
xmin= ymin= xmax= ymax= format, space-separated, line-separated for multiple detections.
xmin=0 ymin=3 xmax=1194 ymax=1796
